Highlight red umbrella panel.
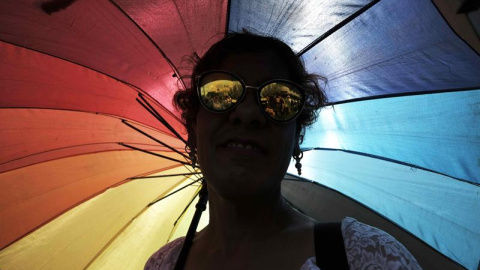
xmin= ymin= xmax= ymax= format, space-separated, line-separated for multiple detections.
xmin=1 ymin=0 xmax=479 ymax=269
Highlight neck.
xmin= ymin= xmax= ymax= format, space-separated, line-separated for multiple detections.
xmin=199 ymin=185 xmax=295 ymax=254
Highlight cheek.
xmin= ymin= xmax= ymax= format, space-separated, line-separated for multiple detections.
xmin=194 ymin=108 xmax=224 ymax=164
xmin=284 ymin=123 xmax=297 ymax=152
xmin=195 ymin=111 xmax=209 ymax=162
xmin=275 ymin=124 xmax=297 ymax=164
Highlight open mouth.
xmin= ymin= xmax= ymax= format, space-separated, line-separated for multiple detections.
xmin=219 ymin=139 xmax=266 ymax=154
xmin=226 ymin=142 xmax=259 ymax=151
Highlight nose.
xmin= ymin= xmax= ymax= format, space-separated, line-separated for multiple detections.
xmin=228 ymin=89 xmax=267 ymax=128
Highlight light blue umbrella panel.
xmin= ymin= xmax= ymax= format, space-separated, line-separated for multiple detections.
xmin=230 ymin=0 xmax=480 ymax=269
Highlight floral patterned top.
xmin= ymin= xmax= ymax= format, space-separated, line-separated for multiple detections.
xmin=145 ymin=217 xmax=422 ymax=269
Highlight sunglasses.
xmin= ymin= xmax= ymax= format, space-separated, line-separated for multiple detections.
xmin=196 ymin=71 xmax=305 ymax=122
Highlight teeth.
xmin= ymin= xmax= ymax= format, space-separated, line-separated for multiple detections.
xmin=226 ymin=142 xmax=258 ymax=150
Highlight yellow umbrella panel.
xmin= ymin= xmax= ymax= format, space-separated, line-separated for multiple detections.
xmin=0 ymin=166 xmax=208 ymax=270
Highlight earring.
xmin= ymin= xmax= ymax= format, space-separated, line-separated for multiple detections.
xmin=294 ymin=149 xmax=303 ymax=175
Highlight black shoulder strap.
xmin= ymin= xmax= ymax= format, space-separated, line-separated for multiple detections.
xmin=314 ymin=222 xmax=349 ymax=270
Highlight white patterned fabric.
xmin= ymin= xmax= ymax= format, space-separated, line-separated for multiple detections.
xmin=145 ymin=217 xmax=422 ymax=269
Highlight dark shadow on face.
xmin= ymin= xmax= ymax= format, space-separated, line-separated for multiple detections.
xmin=195 ymin=51 xmax=297 ymax=202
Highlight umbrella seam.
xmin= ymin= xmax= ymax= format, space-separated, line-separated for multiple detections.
xmin=325 ymin=87 xmax=480 ymax=105
xmin=82 ymin=174 xmax=198 ymax=269
xmin=307 ymin=147 xmax=478 ymax=186
xmin=429 ymin=0 xmax=480 ymax=56
xmin=281 ymin=176 xmax=468 ymax=269
xmin=0 ymin=39 xmax=182 ymax=122
xmin=106 ymin=0 xmax=187 ymax=90
xmin=296 ymin=0 xmax=383 ymax=57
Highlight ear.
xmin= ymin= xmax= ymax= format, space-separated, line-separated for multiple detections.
xmin=293 ymin=142 xmax=301 ymax=157
xmin=293 ymin=127 xmax=303 ymax=157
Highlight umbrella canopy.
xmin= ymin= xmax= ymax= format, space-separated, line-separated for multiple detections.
xmin=1 ymin=0 xmax=479 ymax=269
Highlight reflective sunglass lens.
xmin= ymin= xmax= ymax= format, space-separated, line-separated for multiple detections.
xmin=199 ymin=73 xmax=243 ymax=111
xmin=260 ymin=82 xmax=303 ymax=121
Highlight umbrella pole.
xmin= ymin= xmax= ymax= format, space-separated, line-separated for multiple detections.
xmin=174 ymin=181 xmax=208 ymax=270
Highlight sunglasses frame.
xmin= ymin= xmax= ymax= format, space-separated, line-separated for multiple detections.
xmin=196 ymin=70 xmax=306 ymax=123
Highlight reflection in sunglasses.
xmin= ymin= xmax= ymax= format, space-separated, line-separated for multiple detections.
xmin=198 ymin=73 xmax=304 ymax=121
xmin=201 ymin=80 xmax=242 ymax=111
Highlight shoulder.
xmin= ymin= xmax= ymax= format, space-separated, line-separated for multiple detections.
xmin=341 ymin=217 xmax=422 ymax=269
xmin=144 ymin=237 xmax=185 ymax=270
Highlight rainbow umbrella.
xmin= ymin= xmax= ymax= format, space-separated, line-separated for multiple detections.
xmin=1 ymin=0 xmax=479 ymax=269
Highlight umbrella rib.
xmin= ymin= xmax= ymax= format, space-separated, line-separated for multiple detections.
xmin=0 ymin=39 xmax=175 ymax=111
xmin=177 ymin=152 xmax=201 ymax=179
xmin=181 ymin=160 xmax=203 ymax=180
xmin=431 ymin=0 xmax=480 ymax=56
xmin=173 ymin=187 xmax=201 ymax=226
xmin=283 ymin=197 xmax=309 ymax=216
xmin=173 ymin=182 xmax=208 ymax=270
xmin=225 ymin=0 xmax=232 ymax=34
xmin=326 ymin=86 xmax=480 ymax=106
xmin=296 ymin=0 xmax=382 ymax=57
xmin=281 ymin=176 xmax=470 ymax=268
xmin=129 ymin=172 xmax=200 ymax=180
xmin=167 ymin=184 xmax=203 ymax=243
xmin=81 ymin=174 xmax=198 ymax=270
xmin=119 ymin=142 xmax=190 ymax=166
xmin=136 ymin=93 xmax=188 ymax=145
xmin=180 ymin=152 xmax=202 ymax=180
xmin=148 ymin=178 xmax=204 ymax=206
xmin=182 ymin=165 xmax=202 ymax=181
xmin=311 ymin=147 xmax=478 ymax=186
xmin=166 ymin=185 xmax=202 ymax=243
xmin=121 ymin=119 xmax=189 ymax=160
xmin=283 ymin=177 xmax=312 ymax=183
xmin=170 ymin=1 xmax=196 ymax=51
xmin=107 ymin=0 xmax=186 ymax=90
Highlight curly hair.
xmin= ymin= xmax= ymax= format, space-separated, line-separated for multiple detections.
xmin=174 ymin=31 xmax=327 ymax=153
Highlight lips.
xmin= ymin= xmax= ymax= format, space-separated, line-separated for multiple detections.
xmin=218 ymin=138 xmax=266 ymax=154
xmin=226 ymin=141 xmax=259 ymax=151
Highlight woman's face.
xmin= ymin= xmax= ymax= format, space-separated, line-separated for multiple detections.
xmin=194 ymin=51 xmax=297 ymax=200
